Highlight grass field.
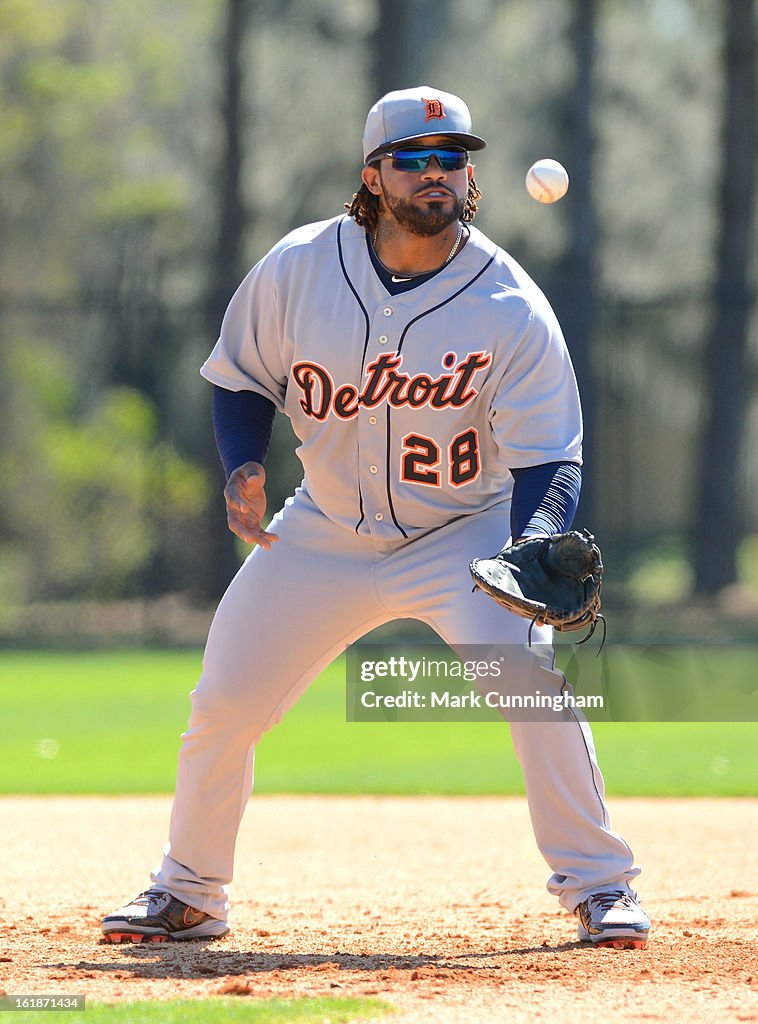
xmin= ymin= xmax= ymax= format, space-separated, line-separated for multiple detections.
xmin=0 ymin=649 xmax=755 ymax=796
xmin=5 ymin=998 xmax=392 ymax=1023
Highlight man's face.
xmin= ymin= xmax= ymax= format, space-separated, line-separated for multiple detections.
xmin=362 ymin=134 xmax=474 ymax=237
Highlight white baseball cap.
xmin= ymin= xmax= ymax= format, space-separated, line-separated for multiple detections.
xmin=362 ymin=86 xmax=487 ymax=164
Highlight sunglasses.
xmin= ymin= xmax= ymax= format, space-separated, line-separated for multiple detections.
xmin=372 ymin=146 xmax=469 ymax=172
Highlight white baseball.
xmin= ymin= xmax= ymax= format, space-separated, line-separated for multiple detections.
xmin=525 ymin=159 xmax=569 ymax=204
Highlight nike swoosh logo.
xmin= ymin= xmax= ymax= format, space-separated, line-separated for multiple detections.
xmin=182 ymin=907 xmax=207 ymax=927
xmin=391 ymin=275 xmax=412 ymax=283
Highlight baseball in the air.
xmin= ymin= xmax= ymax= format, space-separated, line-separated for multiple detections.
xmin=525 ymin=159 xmax=569 ymax=204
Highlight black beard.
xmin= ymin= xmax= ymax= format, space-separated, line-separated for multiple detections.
xmin=380 ymin=188 xmax=465 ymax=237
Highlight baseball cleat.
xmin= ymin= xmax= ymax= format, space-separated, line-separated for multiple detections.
xmin=101 ymin=888 xmax=229 ymax=943
xmin=575 ymin=889 xmax=650 ymax=949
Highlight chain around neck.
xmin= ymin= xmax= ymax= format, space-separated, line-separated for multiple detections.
xmin=371 ymin=221 xmax=465 ymax=279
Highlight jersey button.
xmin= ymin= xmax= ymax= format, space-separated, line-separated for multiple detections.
xmin=369 ymin=465 xmax=378 ymax=474
xmin=378 ymin=335 xmax=388 ymax=344
xmin=374 ymin=512 xmax=384 ymax=521
xmin=368 ymin=416 xmax=377 ymax=425
xmin=383 ymin=307 xmax=393 ymax=317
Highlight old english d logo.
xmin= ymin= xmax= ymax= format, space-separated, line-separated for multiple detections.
xmin=423 ymin=97 xmax=445 ymax=122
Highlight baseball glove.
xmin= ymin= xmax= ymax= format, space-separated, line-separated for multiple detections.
xmin=469 ymin=529 xmax=604 ymax=639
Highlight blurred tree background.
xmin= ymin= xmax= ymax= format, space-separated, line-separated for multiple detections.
xmin=0 ymin=0 xmax=756 ymax=645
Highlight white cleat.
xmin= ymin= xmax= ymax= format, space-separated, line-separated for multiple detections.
xmin=101 ymin=888 xmax=229 ymax=943
xmin=575 ymin=889 xmax=650 ymax=949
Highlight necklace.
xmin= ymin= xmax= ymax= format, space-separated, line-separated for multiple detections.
xmin=372 ymin=221 xmax=465 ymax=280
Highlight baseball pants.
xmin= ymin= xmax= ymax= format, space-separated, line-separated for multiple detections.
xmin=152 ymin=487 xmax=640 ymax=920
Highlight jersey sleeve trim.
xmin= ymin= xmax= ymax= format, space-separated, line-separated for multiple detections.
xmin=200 ymin=366 xmax=286 ymax=413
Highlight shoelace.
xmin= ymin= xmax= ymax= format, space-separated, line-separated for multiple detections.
xmin=133 ymin=889 xmax=167 ymax=907
xmin=588 ymin=890 xmax=636 ymax=911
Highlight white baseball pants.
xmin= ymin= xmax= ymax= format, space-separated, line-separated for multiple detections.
xmin=152 ymin=488 xmax=640 ymax=920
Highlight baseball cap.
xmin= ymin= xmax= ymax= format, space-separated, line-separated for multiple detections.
xmin=362 ymin=86 xmax=487 ymax=164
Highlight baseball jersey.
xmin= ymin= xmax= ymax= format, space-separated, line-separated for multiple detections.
xmin=201 ymin=215 xmax=582 ymax=541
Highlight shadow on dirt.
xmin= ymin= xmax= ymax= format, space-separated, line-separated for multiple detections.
xmin=55 ymin=941 xmax=592 ymax=981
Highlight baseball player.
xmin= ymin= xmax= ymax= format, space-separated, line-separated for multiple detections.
xmin=102 ymin=87 xmax=650 ymax=949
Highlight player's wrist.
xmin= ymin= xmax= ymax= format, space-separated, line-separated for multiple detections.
xmin=227 ymin=460 xmax=265 ymax=481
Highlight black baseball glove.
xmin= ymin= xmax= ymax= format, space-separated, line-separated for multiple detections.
xmin=469 ymin=529 xmax=604 ymax=637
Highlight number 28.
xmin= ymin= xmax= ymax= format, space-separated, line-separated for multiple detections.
xmin=401 ymin=428 xmax=480 ymax=488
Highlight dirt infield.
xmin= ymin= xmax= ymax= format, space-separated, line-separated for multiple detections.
xmin=0 ymin=796 xmax=756 ymax=1023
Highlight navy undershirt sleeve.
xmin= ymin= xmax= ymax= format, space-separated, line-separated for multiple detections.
xmin=509 ymin=462 xmax=582 ymax=543
xmin=211 ymin=385 xmax=276 ymax=479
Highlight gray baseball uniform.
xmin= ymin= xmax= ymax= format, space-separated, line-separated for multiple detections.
xmin=148 ymin=214 xmax=640 ymax=921
xmin=200 ymin=217 xmax=581 ymax=536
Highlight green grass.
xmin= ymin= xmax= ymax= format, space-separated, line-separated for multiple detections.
xmin=6 ymin=997 xmax=392 ymax=1023
xmin=0 ymin=650 xmax=755 ymax=796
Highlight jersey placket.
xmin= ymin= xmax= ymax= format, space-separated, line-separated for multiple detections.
xmin=356 ymin=300 xmax=407 ymax=540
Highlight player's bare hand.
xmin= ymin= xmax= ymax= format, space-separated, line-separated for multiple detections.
xmin=223 ymin=461 xmax=280 ymax=549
